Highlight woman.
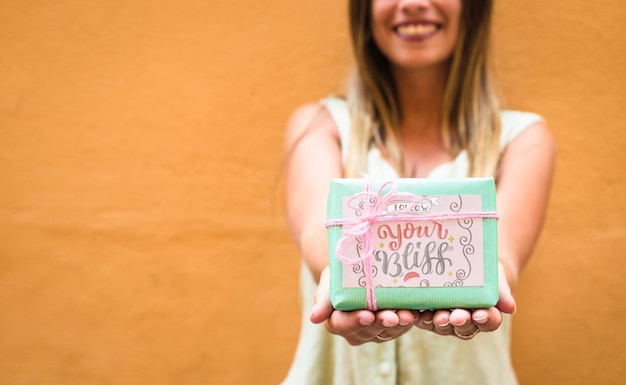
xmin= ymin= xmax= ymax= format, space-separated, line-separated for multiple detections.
xmin=282 ymin=0 xmax=555 ymax=383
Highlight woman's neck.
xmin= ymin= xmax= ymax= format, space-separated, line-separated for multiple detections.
xmin=390 ymin=64 xmax=452 ymax=178
xmin=392 ymin=64 xmax=449 ymax=138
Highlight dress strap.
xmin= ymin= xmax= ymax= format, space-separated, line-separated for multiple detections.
xmin=499 ymin=110 xmax=544 ymax=150
xmin=320 ymin=96 xmax=351 ymax=165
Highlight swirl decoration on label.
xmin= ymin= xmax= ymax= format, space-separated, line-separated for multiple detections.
xmin=444 ymin=195 xmax=473 ymax=287
xmin=325 ymin=181 xmax=499 ymax=311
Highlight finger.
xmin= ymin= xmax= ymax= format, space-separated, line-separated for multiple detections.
xmin=368 ymin=310 xmax=418 ymax=343
xmin=375 ymin=309 xmax=421 ymax=332
xmin=472 ymin=307 xmax=503 ymax=332
xmin=397 ymin=309 xmax=419 ymax=326
xmin=353 ymin=310 xmax=417 ymax=342
xmin=310 ymin=267 xmax=334 ymax=324
xmin=432 ymin=309 xmax=453 ymax=335
xmin=496 ymin=263 xmax=517 ymax=314
xmin=331 ymin=310 xmax=396 ymax=345
xmin=377 ymin=309 xmax=401 ymax=328
xmin=415 ymin=310 xmax=434 ymax=331
xmin=309 ymin=267 xmax=377 ymax=328
xmin=449 ymin=308 xmax=472 ymax=327
xmin=449 ymin=308 xmax=476 ymax=335
xmin=327 ymin=309 xmax=376 ymax=337
xmin=349 ymin=310 xmax=400 ymax=340
xmin=373 ymin=323 xmax=415 ymax=343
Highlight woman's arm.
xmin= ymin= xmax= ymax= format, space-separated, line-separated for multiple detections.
xmin=283 ymin=103 xmax=343 ymax=283
xmin=416 ymin=121 xmax=555 ymax=338
xmin=495 ymin=121 xmax=556 ymax=290
xmin=465 ymin=121 xmax=556 ymax=331
xmin=284 ymin=103 xmax=419 ymax=344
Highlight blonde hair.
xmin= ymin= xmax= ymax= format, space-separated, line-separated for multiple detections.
xmin=345 ymin=0 xmax=501 ymax=177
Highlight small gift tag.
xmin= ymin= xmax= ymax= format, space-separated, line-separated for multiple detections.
xmin=325 ymin=178 xmax=499 ymax=311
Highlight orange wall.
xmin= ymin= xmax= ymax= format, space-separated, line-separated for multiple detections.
xmin=0 ymin=1 xmax=624 ymax=384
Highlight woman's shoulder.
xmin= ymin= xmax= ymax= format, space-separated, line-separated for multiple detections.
xmin=500 ymin=109 xmax=544 ymax=126
xmin=498 ymin=109 xmax=554 ymax=161
xmin=283 ymin=100 xmax=340 ymax=154
xmin=499 ymin=109 xmax=547 ymax=150
xmin=286 ymin=96 xmax=348 ymax=130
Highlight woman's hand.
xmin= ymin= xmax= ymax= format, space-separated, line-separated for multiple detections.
xmin=310 ymin=267 xmax=420 ymax=345
xmin=415 ymin=262 xmax=516 ymax=339
xmin=311 ymin=263 xmax=516 ymax=343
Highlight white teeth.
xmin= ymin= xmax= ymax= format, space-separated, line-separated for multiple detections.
xmin=397 ymin=24 xmax=437 ymax=37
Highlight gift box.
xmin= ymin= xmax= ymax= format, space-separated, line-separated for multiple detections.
xmin=325 ymin=178 xmax=499 ymax=311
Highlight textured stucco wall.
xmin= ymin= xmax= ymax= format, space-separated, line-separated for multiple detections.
xmin=493 ymin=1 xmax=626 ymax=383
xmin=0 ymin=1 xmax=624 ymax=384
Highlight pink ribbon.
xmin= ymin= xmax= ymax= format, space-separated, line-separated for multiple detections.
xmin=325 ymin=180 xmax=499 ymax=311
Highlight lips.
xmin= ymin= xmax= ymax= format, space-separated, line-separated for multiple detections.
xmin=395 ymin=22 xmax=439 ymax=39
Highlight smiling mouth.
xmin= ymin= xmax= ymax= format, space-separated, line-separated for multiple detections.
xmin=395 ymin=23 xmax=439 ymax=38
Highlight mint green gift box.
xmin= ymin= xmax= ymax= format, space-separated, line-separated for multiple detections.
xmin=326 ymin=178 xmax=499 ymax=311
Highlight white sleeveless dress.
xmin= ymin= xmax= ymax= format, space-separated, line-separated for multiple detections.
xmin=281 ymin=97 xmax=543 ymax=385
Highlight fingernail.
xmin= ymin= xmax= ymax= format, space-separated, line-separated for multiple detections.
xmin=437 ymin=321 xmax=450 ymax=327
xmin=423 ymin=320 xmax=433 ymax=325
xmin=382 ymin=319 xmax=395 ymax=327
xmin=359 ymin=316 xmax=374 ymax=326
xmin=451 ymin=319 xmax=467 ymax=327
xmin=399 ymin=319 xmax=411 ymax=326
xmin=473 ymin=316 xmax=488 ymax=325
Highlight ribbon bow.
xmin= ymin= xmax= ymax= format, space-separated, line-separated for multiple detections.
xmin=325 ymin=181 xmax=421 ymax=311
